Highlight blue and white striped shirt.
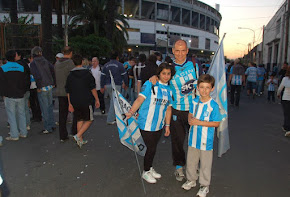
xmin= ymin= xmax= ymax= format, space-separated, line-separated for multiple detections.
xmin=230 ymin=67 xmax=243 ymax=85
xmin=170 ymin=60 xmax=198 ymax=111
xmin=188 ymin=97 xmax=221 ymax=151
xmin=138 ymin=81 xmax=173 ymax=131
xmin=267 ymin=78 xmax=277 ymax=91
xmin=245 ymin=67 xmax=257 ymax=82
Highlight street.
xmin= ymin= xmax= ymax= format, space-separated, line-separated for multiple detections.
xmin=0 ymin=90 xmax=289 ymax=197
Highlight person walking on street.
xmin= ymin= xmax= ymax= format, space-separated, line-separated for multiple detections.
xmin=277 ymin=67 xmax=290 ymax=137
xmin=0 ymin=50 xmax=30 ymax=140
xmin=257 ymin=64 xmax=266 ymax=96
xmin=55 ymin=46 xmax=77 ymax=142
xmin=228 ymin=59 xmax=245 ymax=107
xmin=245 ymin=62 xmax=258 ymax=98
xmin=100 ymin=52 xmax=128 ymax=125
xmin=266 ymin=74 xmax=278 ymax=103
xmin=91 ymin=57 xmax=105 ymax=114
xmin=30 ymin=46 xmax=56 ymax=134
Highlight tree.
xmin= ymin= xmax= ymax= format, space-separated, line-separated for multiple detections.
xmin=9 ymin=0 xmax=18 ymax=48
xmin=41 ymin=0 xmax=53 ymax=62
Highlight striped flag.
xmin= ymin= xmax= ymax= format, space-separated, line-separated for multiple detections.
xmin=110 ymin=72 xmax=147 ymax=156
xmin=208 ymin=34 xmax=230 ymax=157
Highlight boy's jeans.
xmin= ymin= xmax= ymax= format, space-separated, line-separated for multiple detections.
xmin=106 ymin=84 xmax=121 ymax=123
xmin=37 ymin=89 xmax=55 ymax=132
xmin=24 ymin=91 xmax=30 ymax=126
xmin=257 ymin=80 xmax=264 ymax=94
xmin=4 ymin=97 xmax=27 ymax=138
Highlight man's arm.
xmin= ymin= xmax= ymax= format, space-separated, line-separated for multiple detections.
xmin=91 ymin=89 xmax=100 ymax=108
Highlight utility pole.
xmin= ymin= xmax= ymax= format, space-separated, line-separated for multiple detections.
xmin=284 ymin=0 xmax=290 ymax=62
xmin=262 ymin=25 xmax=265 ymax=65
xmin=64 ymin=0 xmax=68 ymax=46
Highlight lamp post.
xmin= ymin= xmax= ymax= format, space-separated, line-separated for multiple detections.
xmin=162 ymin=24 xmax=169 ymax=56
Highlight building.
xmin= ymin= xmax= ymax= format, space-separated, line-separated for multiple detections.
xmin=0 ymin=0 xmax=222 ymax=58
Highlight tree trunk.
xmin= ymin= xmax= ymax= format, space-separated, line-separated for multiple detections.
xmin=41 ymin=0 xmax=53 ymax=62
xmin=106 ymin=0 xmax=116 ymax=42
xmin=10 ymin=0 xmax=18 ymax=49
xmin=56 ymin=0 xmax=63 ymax=39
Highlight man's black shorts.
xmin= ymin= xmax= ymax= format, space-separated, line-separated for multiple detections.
xmin=74 ymin=105 xmax=94 ymax=121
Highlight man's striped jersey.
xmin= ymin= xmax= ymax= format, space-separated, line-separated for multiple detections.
xmin=170 ymin=60 xmax=198 ymax=111
xmin=138 ymin=80 xmax=173 ymax=131
xmin=188 ymin=97 xmax=221 ymax=151
xmin=230 ymin=67 xmax=243 ymax=85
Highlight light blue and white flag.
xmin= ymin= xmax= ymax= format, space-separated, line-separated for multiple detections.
xmin=110 ymin=72 xmax=147 ymax=157
xmin=208 ymin=34 xmax=230 ymax=157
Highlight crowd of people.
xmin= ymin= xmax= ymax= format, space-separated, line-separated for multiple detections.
xmin=0 ymin=39 xmax=289 ymax=197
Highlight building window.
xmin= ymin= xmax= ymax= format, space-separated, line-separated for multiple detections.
xmin=157 ymin=3 xmax=169 ymax=21
xmin=123 ymin=0 xmax=139 ymax=18
xmin=171 ymin=6 xmax=181 ymax=24
xmin=182 ymin=9 xmax=190 ymax=26
xmin=205 ymin=38 xmax=210 ymax=50
xmin=192 ymin=11 xmax=199 ymax=28
xmin=191 ymin=36 xmax=199 ymax=48
xmin=276 ymin=18 xmax=281 ymax=35
xmin=141 ymin=33 xmax=155 ymax=44
xmin=200 ymin=14 xmax=205 ymax=30
xmin=206 ymin=16 xmax=210 ymax=31
xmin=141 ymin=1 xmax=155 ymax=19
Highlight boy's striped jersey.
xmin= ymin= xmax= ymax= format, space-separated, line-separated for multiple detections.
xmin=170 ymin=60 xmax=198 ymax=111
xmin=188 ymin=97 xmax=221 ymax=151
xmin=138 ymin=80 xmax=173 ymax=131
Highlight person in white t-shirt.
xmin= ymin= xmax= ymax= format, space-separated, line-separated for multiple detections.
xmin=91 ymin=57 xmax=105 ymax=114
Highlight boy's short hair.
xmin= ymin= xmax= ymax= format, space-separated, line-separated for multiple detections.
xmin=156 ymin=62 xmax=176 ymax=80
xmin=62 ymin=46 xmax=73 ymax=55
xmin=197 ymin=74 xmax=215 ymax=87
xmin=5 ymin=50 xmax=17 ymax=62
xmin=72 ymin=54 xmax=83 ymax=66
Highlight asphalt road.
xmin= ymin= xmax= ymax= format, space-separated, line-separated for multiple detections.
xmin=0 ymin=90 xmax=289 ymax=197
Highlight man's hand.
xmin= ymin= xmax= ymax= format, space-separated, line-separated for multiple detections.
xmin=100 ymin=87 xmax=105 ymax=94
xmin=164 ymin=126 xmax=170 ymax=136
xmin=68 ymin=104 xmax=74 ymax=112
xmin=149 ymin=75 xmax=158 ymax=85
xmin=95 ymin=100 xmax=100 ymax=108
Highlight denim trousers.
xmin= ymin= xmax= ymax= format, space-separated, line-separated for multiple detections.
xmin=24 ymin=91 xmax=30 ymax=126
xmin=4 ymin=97 xmax=27 ymax=138
xmin=106 ymin=84 xmax=121 ymax=123
xmin=257 ymin=80 xmax=264 ymax=94
xmin=37 ymin=89 xmax=55 ymax=132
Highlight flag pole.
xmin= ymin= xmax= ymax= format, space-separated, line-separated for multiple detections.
xmin=109 ymin=71 xmax=147 ymax=194
xmin=208 ymin=33 xmax=226 ymax=72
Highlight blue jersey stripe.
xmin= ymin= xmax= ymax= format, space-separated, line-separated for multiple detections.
xmin=151 ymin=87 xmax=162 ymax=130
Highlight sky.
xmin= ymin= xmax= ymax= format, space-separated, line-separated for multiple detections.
xmin=199 ymin=0 xmax=285 ymax=59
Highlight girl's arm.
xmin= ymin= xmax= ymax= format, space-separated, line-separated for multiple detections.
xmin=164 ymin=106 xmax=172 ymax=136
xmin=125 ymin=95 xmax=145 ymax=119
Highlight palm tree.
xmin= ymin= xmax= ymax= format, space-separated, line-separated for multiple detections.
xmin=41 ymin=0 xmax=53 ymax=61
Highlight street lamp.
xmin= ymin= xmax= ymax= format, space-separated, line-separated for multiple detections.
xmin=238 ymin=27 xmax=255 ymax=49
xmin=162 ymin=24 xmax=169 ymax=56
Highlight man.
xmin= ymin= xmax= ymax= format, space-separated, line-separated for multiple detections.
xmin=245 ymin=62 xmax=258 ymax=98
xmin=122 ymin=57 xmax=136 ymax=102
xmin=191 ymin=54 xmax=203 ymax=77
xmin=154 ymin=52 xmax=162 ymax=66
xmin=228 ymin=59 xmax=245 ymax=107
xmin=101 ymin=52 xmax=128 ymax=124
xmin=150 ymin=39 xmax=199 ymax=181
xmin=30 ymin=46 xmax=56 ymax=134
xmin=0 ymin=50 xmax=30 ymax=140
xmin=91 ymin=57 xmax=105 ymax=114
xmin=55 ymin=46 xmax=77 ymax=141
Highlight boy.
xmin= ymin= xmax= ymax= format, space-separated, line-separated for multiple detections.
xmin=181 ymin=74 xmax=221 ymax=197
xmin=65 ymin=54 xmax=100 ymax=148
xmin=267 ymin=73 xmax=278 ymax=103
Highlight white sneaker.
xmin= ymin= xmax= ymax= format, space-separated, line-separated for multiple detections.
xmin=197 ymin=186 xmax=209 ymax=197
xmin=26 ymin=125 xmax=31 ymax=131
xmin=285 ymin=131 xmax=290 ymax=137
xmin=149 ymin=167 xmax=161 ymax=179
xmin=181 ymin=180 xmax=196 ymax=190
xmin=142 ymin=171 xmax=157 ymax=184
xmin=174 ymin=168 xmax=185 ymax=181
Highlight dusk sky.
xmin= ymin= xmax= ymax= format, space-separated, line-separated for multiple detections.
xmin=199 ymin=0 xmax=285 ymax=59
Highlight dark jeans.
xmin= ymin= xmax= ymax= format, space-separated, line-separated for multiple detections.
xmin=58 ymin=96 xmax=77 ymax=139
xmin=282 ymin=100 xmax=290 ymax=131
xmin=230 ymin=85 xmax=242 ymax=106
xmin=267 ymin=91 xmax=275 ymax=102
xmin=29 ymin=89 xmax=41 ymax=121
xmin=140 ymin=129 xmax=162 ymax=171
xmin=170 ymin=108 xmax=189 ymax=166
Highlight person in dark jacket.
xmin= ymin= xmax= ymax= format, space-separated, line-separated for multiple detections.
xmin=30 ymin=46 xmax=56 ymax=134
xmin=55 ymin=46 xmax=77 ymax=142
xmin=66 ymin=54 xmax=100 ymax=148
xmin=0 ymin=50 xmax=30 ymax=140
xmin=100 ymin=52 xmax=128 ymax=124
xmin=141 ymin=54 xmax=158 ymax=86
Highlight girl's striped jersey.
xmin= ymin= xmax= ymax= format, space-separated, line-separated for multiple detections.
xmin=138 ymin=80 xmax=173 ymax=131
xmin=170 ymin=60 xmax=198 ymax=111
xmin=188 ymin=97 xmax=221 ymax=151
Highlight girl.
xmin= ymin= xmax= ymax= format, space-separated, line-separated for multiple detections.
xmin=126 ymin=62 xmax=175 ymax=184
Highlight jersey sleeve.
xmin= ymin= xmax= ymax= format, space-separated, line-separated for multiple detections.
xmin=209 ymin=103 xmax=222 ymax=122
xmin=245 ymin=68 xmax=249 ymax=75
xmin=230 ymin=67 xmax=233 ymax=74
xmin=168 ymin=91 xmax=173 ymax=106
xmin=139 ymin=80 xmax=152 ymax=99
